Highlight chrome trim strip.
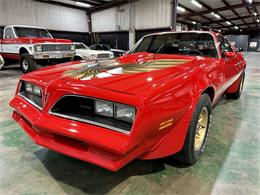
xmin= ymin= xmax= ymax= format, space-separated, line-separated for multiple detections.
xmin=18 ymin=93 xmax=43 ymax=111
xmin=48 ymin=94 xmax=136 ymax=135
xmin=49 ymin=111 xmax=130 ymax=135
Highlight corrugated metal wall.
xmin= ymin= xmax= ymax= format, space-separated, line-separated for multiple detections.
xmin=135 ymin=0 xmax=172 ymax=30
xmin=0 ymin=0 xmax=88 ymax=32
xmin=91 ymin=4 xmax=130 ymax=32
xmin=91 ymin=0 xmax=172 ymax=32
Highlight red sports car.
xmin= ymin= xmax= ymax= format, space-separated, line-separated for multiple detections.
xmin=10 ymin=31 xmax=246 ymax=171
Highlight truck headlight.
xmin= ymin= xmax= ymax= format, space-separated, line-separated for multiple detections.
xmin=110 ymin=53 xmax=114 ymax=58
xmin=35 ymin=45 xmax=42 ymax=52
xmin=115 ymin=104 xmax=135 ymax=123
xmin=71 ymin=44 xmax=75 ymax=51
xmin=95 ymin=100 xmax=113 ymax=117
xmin=90 ymin=54 xmax=97 ymax=59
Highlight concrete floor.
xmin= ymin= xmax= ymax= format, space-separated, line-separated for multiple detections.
xmin=0 ymin=52 xmax=259 ymax=195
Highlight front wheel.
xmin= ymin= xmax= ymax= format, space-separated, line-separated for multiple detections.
xmin=175 ymin=94 xmax=212 ymax=164
xmin=20 ymin=53 xmax=37 ymax=73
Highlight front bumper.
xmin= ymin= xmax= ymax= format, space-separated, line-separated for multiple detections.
xmin=33 ymin=51 xmax=75 ymax=60
xmin=10 ymin=95 xmax=145 ymax=171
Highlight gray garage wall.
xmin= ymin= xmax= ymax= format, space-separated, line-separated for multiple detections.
xmin=91 ymin=0 xmax=172 ymax=33
xmin=225 ymin=35 xmax=249 ymax=51
xmin=0 ymin=0 xmax=89 ymax=32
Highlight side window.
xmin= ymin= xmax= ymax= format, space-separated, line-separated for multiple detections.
xmin=4 ymin=28 xmax=14 ymax=39
xmin=218 ymin=36 xmax=233 ymax=58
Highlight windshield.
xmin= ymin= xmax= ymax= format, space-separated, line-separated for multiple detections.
xmin=14 ymin=27 xmax=52 ymax=38
xmin=129 ymin=33 xmax=218 ymax=58
xmin=76 ymin=43 xmax=89 ymax=49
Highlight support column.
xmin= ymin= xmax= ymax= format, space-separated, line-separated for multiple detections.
xmin=87 ymin=11 xmax=93 ymax=45
xmin=129 ymin=0 xmax=135 ymax=49
xmin=171 ymin=0 xmax=178 ymax=31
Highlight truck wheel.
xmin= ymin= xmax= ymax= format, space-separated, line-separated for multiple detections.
xmin=73 ymin=56 xmax=83 ymax=61
xmin=174 ymin=94 xmax=212 ymax=165
xmin=226 ymin=71 xmax=245 ymax=99
xmin=20 ymin=53 xmax=37 ymax=73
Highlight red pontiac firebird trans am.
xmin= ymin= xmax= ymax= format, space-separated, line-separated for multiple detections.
xmin=10 ymin=31 xmax=246 ymax=171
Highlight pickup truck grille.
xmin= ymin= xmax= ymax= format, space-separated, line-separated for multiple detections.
xmin=42 ymin=44 xmax=72 ymax=52
xmin=97 ymin=54 xmax=110 ymax=59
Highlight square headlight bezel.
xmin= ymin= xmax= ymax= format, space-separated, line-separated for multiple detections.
xmin=94 ymin=100 xmax=114 ymax=117
xmin=114 ymin=103 xmax=136 ymax=123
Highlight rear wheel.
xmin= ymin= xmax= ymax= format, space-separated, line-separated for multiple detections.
xmin=226 ymin=71 xmax=245 ymax=99
xmin=174 ymin=94 xmax=212 ymax=164
xmin=20 ymin=53 xmax=37 ymax=73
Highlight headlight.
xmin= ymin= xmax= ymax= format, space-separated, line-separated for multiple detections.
xmin=24 ymin=82 xmax=42 ymax=96
xmin=94 ymin=99 xmax=136 ymax=123
xmin=32 ymin=85 xmax=42 ymax=96
xmin=35 ymin=45 xmax=42 ymax=52
xmin=110 ymin=53 xmax=114 ymax=58
xmin=25 ymin=82 xmax=33 ymax=93
xmin=95 ymin=100 xmax=113 ymax=117
xmin=71 ymin=44 xmax=75 ymax=51
xmin=90 ymin=54 xmax=97 ymax=59
xmin=115 ymin=104 xmax=135 ymax=123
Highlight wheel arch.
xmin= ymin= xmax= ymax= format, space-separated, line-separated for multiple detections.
xmin=19 ymin=47 xmax=29 ymax=55
xmin=202 ymin=86 xmax=215 ymax=102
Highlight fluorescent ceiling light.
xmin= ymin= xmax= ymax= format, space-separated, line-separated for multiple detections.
xmin=75 ymin=1 xmax=91 ymax=8
xmin=192 ymin=21 xmax=197 ymax=24
xmin=226 ymin=21 xmax=231 ymax=25
xmin=211 ymin=12 xmax=221 ymax=19
xmin=235 ymin=26 xmax=239 ymax=29
xmin=257 ymin=19 xmax=260 ymax=23
xmin=177 ymin=6 xmax=186 ymax=12
xmin=218 ymin=29 xmax=221 ymax=32
xmin=191 ymin=0 xmax=202 ymax=8
xmin=253 ymin=12 xmax=257 ymax=16
xmin=247 ymin=0 xmax=253 ymax=4
xmin=240 ymin=29 xmax=243 ymax=32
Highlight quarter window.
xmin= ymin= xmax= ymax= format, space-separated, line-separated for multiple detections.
xmin=218 ymin=36 xmax=233 ymax=58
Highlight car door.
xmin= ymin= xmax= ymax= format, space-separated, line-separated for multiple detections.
xmin=2 ymin=27 xmax=18 ymax=59
xmin=218 ymin=36 xmax=238 ymax=86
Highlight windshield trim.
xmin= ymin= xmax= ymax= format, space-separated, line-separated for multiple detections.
xmin=128 ymin=32 xmax=220 ymax=59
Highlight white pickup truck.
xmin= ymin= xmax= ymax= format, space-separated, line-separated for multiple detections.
xmin=0 ymin=25 xmax=76 ymax=73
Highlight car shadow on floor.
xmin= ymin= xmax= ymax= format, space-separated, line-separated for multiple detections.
xmin=33 ymin=96 xmax=242 ymax=194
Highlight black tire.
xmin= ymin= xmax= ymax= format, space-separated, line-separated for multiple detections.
xmin=226 ymin=71 xmax=245 ymax=99
xmin=73 ymin=56 xmax=83 ymax=61
xmin=20 ymin=53 xmax=37 ymax=73
xmin=174 ymin=94 xmax=212 ymax=165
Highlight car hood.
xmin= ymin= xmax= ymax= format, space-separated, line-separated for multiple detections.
xmin=25 ymin=52 xmax=204 ymax=95
xmin=18 ymin=37 xmax=72 ymax=44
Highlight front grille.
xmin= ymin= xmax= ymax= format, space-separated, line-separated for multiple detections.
xmin=19 ymin=81 xmax=43 ymax=110
xmin=50 ymin=95 xmax=133 ymax=133
xmin=97 ymin=53 xmax=110 ymax=59
xmin=42 ymin=44 xmax=72 ymax=52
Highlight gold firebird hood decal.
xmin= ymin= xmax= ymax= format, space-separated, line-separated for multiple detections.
xmin=63 ymin=59 xmax=191 ymax=80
